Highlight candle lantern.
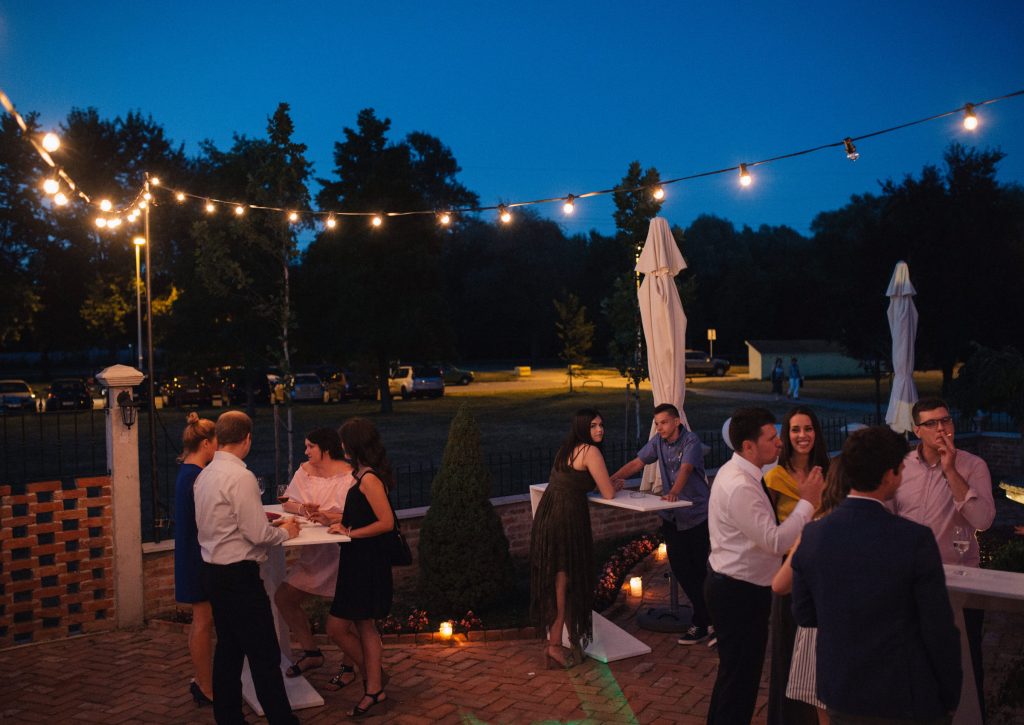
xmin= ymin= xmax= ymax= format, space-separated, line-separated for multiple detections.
xmin=657 ymin=543 xmax=668 ymax=561
xmin=439 ymin=621 xmax=453 ymax=639
xmin=629 ymin=576 xmax=643 ymax=598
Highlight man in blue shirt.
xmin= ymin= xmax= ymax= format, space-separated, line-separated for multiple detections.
xmin=611 ymin=403 xmax=712 ymax=644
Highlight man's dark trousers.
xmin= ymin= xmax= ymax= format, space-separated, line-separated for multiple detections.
xmin=704 ymin=567 xmax=772 ymax=724
xmin=203 ymin=561 xmax=299 ymax=725
xmin=662 ymin=519 xmax=711 ymax=628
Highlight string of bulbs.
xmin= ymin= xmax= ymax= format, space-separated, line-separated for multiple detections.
xmin=4 ymin=85 xmax=1022 ymax=233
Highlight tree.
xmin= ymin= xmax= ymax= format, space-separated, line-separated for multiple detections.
xmin=417 ymin=405 xmax=514 ymax=615
xmin=554 ymin=293 xmax=594 ymax=392
xmin=953 ymin=345 xmax=1024 ymax=434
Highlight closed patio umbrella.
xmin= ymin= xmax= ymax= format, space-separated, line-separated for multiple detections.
xmin=885 ymin=260 xmax=919 ymax=433
xmin=637 ymin=217 xmax=689 ymax=492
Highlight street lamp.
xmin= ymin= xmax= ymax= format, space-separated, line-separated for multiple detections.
xmin=133 ymin=236 xmax=145 ymax=370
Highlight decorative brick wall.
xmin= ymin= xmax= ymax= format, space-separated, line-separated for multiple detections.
xmin=0 ymin=476 xmax=115 ymax=647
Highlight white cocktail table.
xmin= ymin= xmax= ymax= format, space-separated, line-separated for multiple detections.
xmin=529 ymin=483 xmax=692 ymax=662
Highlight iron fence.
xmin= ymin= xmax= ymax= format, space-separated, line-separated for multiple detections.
xmin=0 ymin=408 xmax=107 ymax=491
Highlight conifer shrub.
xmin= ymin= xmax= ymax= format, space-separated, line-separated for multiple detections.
xmin=417 ymin=404 xmax=514 ymax=614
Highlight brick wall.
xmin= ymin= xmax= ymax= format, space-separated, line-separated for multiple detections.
xmin=0 ymin=476 xmax=115 ymax=647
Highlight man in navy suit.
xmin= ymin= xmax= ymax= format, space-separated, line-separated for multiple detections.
xmin=792 ymin=426 xmax=961 ymax=724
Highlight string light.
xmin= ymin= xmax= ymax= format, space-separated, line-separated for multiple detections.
xmin=288 ymin=211 xmax=299 ymax=223
xmin=205 ymin=200 xmax=216 ymax=213
xmin=843 ymin=138 xmax=860 ymax=161
xmin=652 ymin=186 xmax=665 ymax=201
xmin=42 ymin=178 xmax=59 ymax=195
xmin=963 ymin=103 xmax=979 ymax=130
xmin=325 ymin=216 xmax=337 ymax=229
xmin=234 ymin=205 xmax=245 ymax=216
xmin=41 ymin=132 xmax=60 ymax=153
xmin=142 ymin=191 xmax=152 ymax=201
xmin=95 ymin=217 xmax=107 ymax=228
xmin=739 ymin=163 xmax=753 ymax=187
xmin=53 ymin=191 xmax=68 ymax=206
xmin=371 ymin=214 xmax=383 ymax=227
xmin=498 ymin=205 xmax=512 ymax=223
xmin=438 ymin=212 xmax=451 ymax=226
xmin=138 ymin=200 xmax=148 ymax=210
xmin=562 ymin=195 xmax=575 ymax=215
xmin=176 ymin=192 xmax=185 ymax=202
xmin=150 ymin=176 xmax=160 ymax=186
xmin=108 ymin=217 xmax=122 ymax=228
xmin=99 ymin=199 xmax=113 ymax=212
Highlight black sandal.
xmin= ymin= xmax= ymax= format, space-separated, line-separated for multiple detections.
xmin=325 ymin=664 xmax=357 ymax=690
xmin=285 ymin=649 xmax=324 ymax=678
xmin=349 ymin=690 xmax=387 ymax=718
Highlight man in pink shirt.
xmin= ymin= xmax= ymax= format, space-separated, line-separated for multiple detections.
xmin=892 ymin=397 xmax=995 ymax=721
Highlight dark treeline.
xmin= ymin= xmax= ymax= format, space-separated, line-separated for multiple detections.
xmin=2 ymin=104 xmax=1022 ymax=394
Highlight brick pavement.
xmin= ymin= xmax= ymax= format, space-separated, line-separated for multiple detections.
xmin=1 ymin=555 xmax=1022 ymax=724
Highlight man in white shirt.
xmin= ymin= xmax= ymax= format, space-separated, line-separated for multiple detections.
xmin=195 ymin=410 xmax=301 ymax=725
xmin=704 ymin=407 xmax=823 ymax=725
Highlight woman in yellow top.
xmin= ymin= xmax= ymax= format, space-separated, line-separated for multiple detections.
xmin=764 ymin=406 xmax=830 ymax=725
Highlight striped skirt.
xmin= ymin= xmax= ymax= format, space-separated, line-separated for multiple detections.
xmin=786 ymin=626 xmax=825 ymax=709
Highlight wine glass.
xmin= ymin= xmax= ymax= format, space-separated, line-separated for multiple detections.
xmin=256 ymin=476 xmax=266 ymax=499
xmin=276 ymin=484 xmax=289 ymax=504
xmin=952 ymin=525 xmax=970 ymax=576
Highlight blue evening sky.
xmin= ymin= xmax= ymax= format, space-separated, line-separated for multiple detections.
xmin=2 ymin=1 xmax=1022 ymax=239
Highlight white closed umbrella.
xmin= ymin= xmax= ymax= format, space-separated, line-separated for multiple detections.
xmin=885 ymin=260 xmax=919 ymax=433
xmin=637 ymin=217 xmax=689 ymax=492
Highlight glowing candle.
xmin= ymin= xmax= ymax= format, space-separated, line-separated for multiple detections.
xmin=439 ymin=621 xmax=453 ymax=638
xmin=629 ymin=577 xmax=643 ymax=598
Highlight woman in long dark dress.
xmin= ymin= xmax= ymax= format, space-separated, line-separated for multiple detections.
xmin=326 ymin=418 xmax=395 ymax=718
xmin=173 ymin=412 xmax=217 ymax=707
xmin=530 ymin=408 xmax=618 ymax=668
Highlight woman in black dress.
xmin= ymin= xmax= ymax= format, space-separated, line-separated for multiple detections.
xmin=530 ymin=409 xmax=617 ymax=668
xmin=173 ymin=412 xmax=217 ymax=707
xmin=326 ymin=418 xmax=395 ymax=718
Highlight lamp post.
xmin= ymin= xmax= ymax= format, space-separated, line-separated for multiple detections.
xmin=142 ymin=175 xmax=162 ymax=539
xmin=133 ymin=236 xmax=145 ymax=370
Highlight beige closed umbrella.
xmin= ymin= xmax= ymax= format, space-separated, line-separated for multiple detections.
xmin=885 ymin=260 xmax=919 ymax=433
xmin=637 ymin=217 xmax=689 ymax=492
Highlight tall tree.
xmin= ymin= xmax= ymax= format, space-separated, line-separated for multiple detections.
xmin=554 ymin=292 xmax=594 ymax=392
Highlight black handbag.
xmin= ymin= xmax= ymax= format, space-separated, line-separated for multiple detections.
xmin=385 ymin=522 xmax=413 ymax=567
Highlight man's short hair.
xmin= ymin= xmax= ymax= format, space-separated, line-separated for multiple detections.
xmin=216 ymin=410 xmax=252 ymax=446
xmin=653 ymin=403 xmax=680 ymax=419
xmin=912 ymin=398 xmax=950 ymax=425
xmin=729 ymin=407 xmax=776 ymax=452
xmin=840 ymin=426 xmax=907 ymax=492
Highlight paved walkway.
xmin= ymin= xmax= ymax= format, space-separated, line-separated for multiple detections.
xmin=2 ymin=555 xmax=1022 ymax=724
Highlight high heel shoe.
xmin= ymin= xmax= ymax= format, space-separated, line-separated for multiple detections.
xmin=349 ymin=689 xmax=387 ymax=718
xmin=326 ymin=663 xmax=357 ymax=690
xmin=189 ymin=679 xmax=213 ymax=707
xmin=544 ymin=644 xmax=575 ymax=670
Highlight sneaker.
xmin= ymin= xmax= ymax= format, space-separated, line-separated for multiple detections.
xmin=677 ymin=625 xmax=711 ymax=645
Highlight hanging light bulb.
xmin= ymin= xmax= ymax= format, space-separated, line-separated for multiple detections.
xmin=652 ymin=186 xmax=665 ymax=201
xmin=41 ymin=132 xmax=60 ymax=153
xmin=138 ymin=200 xmax=148 ymax=210
xmin=562 ymin=195 xmax=575 ymax=215
xmin=99 ymin=199 xmax=113 ymax=212
xmin=142 ymin=191 xmax=152 ymax=201
xmin=438 ymin=212 xmax=451 ymax=226
xmin=150 ymin=176 xmax=160 ymax=186
xmin=205 ymin=200 xmax=216 ymax=213
xmin=288 ymin=211 xmax=299 ymax=223
xmin=108 ymin=217 xmax=122 ymax=228
xmin=234 ymin=205 xmax=246 ymax=216
xmin=176 ymin=192 xmax=186 ymax=202
xmin=371 ymin=215 xmax=383 ymax=227
xmin=325 ymin=216 xmax=337 ymax=229
xmin=498 ymin=205 xmax=512 ymax=224
xmin=42 ymin=178 xmax=60 ymax=195
xmin=843 ymin=138 xmax=860 ymax=161
xmin=739 ymin=163 xmax=753 ymax=187
xmin=962 ymin=103 xmax=979 ymax=131
xmin=54 ymin=191 xmax=69 ymax=206
xmin=95 ymin=217 xmax=107 ymax=228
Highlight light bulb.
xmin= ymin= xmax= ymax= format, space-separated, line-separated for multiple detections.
xmin=371 ymin=215 xmax=383 ymax=227
xmin=41 ymin=132 xmax=60 ymax=153
xmin=498 ymin=205 xmax=512 ymax=224
xmin=325 ymin=216 xmax=337 ymax=229
xmin=205 ymin=201 xmax=216 ymax=213
xmin=438 ymin=212 xmax=451 ymax=226
xmin=99 ymin=199 xmax=113 ymax=212
xmin=562 ymin=195 xmax=575 ymax=215
xmin=288 ymin=211 xmax=299 ymax=223
xmin=176 ymin=192 xmax=185 ymax=202
xmin=54 ymin=192 xmax=69 ymax=206
xmin=138 ymin=200 xmax=148 ymax=210
xmin=108 ymin=217 xmax=122 ymax=228
xmin=963 ymin=103 xmax=978 ymax=131
xmin=843 ymin=138 xmax=860 ymax=161
xmin=652 ymin=186 xmax=665 ymax=201
xmin=234 ymin=205 xmax=245 ymax=216
xmin=143 ymin=191 xmax=152 ymax=201
xmin=150 ymin=176 xmax=160 ymax=186
xmin=133 ymin=236 xmax=146 ymax=247
xmin=739 ymin=163 xmax=753 ymax=187
xmin=95 ymin=217 xmax=107 ymax=228
xmin=43 ymin=178 xmax=60 ymax=195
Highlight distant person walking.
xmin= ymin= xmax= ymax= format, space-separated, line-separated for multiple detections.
xmin=788 ymin=357 xmax=802 ymax=399
xmin=770 ymin=358 xmax=785 ymax=399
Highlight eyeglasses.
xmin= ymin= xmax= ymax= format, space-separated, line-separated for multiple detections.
xmin=917 ymin=416 xmax=953 ymax=430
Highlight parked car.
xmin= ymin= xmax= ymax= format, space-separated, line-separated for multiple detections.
xmin=345 ymin=370 xmax=379 ymax=401
xmin=45 ymin=378 xmax=93 ymax=411
xmin=685 ymin=350 xmax=731 ymax=377
xmin=163 ymin=374 xmax=214 ymax=407
xmin=0 ymin=379 xmax=37 ymax=413
xmin=388 ymin=365 xmax=444 ymax=399
xmin=439 ymin=364 xmax=475 ymax=386
xmin=289 ymin=373 xmax=328 ymax=403
xmin=213 ymin=367 xmax=272 ymax=407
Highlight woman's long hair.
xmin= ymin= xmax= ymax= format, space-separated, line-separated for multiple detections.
xmin=819 ymin=453 xmax=850 ymax=516
xmin=553 ymin=408 xmax=603 ymax=472
xmin=338 ymin=417 xmax=393 ymax=490
xmin=778 ymin=405 xmax=830 ymax=474
xmin=177 ymin=412 xmax=215 ymax=463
